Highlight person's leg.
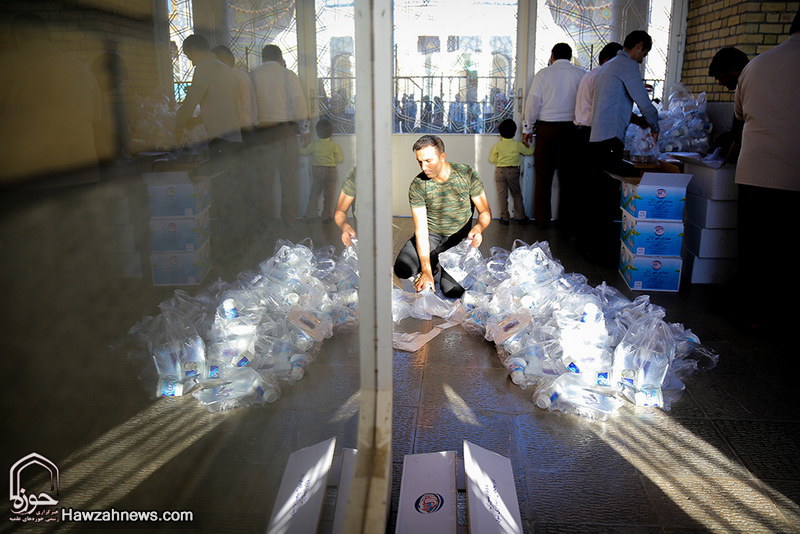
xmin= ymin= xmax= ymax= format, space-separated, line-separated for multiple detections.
xmin=393 ymin=232 xmax=447 ymax=280
xmin=431 ymin=218 xmax=473 ymax=298
xmin=555 ymin=124 xmax=579 ymax=235
xmin=305 ymin=166 xmax=325 ymax=218
xmin=278 ymin=123 xmax=300 ymax=220
xmin=322 ymin=167 xmax=338 ymax=220
xmin=494 ymin=168 xmax=510 ymax=221
xmin=533 ymin=124 xmax=557 ymax=228
xmin=506 ymin=167 xmax=527 ymax=221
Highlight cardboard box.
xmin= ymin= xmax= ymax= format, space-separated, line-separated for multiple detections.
xmin=683 ymin=162 xmax=737 ymax=200
xmin=619 ymin=242 xmax=682 ymax=292
xmin=685 ymin=193 xmax=737 ymax=229
xmin=683 ymin=250 xmax=737 ymax=284
xmin=396 ymin=451 xmax=457 ymax=534
xmin=620 ymin=172 xmax=692 ymax=221
xmin=621 ymin=210 xmax=684 ymax=257
xmin=150 ymin=240 xmax=211 ymax=286
xmin=684 ymin=221 xmax=738 ymax=258
xmin=143 ymin=171 xmax=211 ymax=217
xmin=149 ymin=207 xmax=211 ymax=252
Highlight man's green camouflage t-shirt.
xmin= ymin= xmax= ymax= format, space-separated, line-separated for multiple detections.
xmin=408 ymin=162 xmax=484 ymax=235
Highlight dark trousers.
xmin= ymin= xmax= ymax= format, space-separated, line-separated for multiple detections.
xmin=737 ymin=184 xmax=799 ymax=329
xmin=494 ymin=166 xmax=526 ymax=220
xmin=589 ymin=137 xmax=637 ymax=177
xmin=393 ymin=218 xmax=473 ymax=298
xmin=255 ymin=122 xmax=300 ymax=220
xmin=533 ymin=121 xmax=577 ymax=227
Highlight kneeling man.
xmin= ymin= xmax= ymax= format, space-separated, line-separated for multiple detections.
xmin=394 ymin=135 xmax=491 ymax=298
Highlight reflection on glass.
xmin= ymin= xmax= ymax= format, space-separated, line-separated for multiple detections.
xmin=0 ymin=1 xmax=362 ymax=531
xmin=535 ymin=0 xmax=675 ymax=100
xmin=393 ymin=0 xmax=518 ymax=134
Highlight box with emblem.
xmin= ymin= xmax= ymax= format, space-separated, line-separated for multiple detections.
xmin=143 ymin=171 xmax=211 ymax=217
xmin=149 ymin=206 xmax=210 ymax=252
xmin=620 ymin=172 xmax=693 ymax=221
xmin=619 ymin=241 xmax=683 ymax=292
xmin=620 ymin=210 xmax=684 ymax=257
xmin=150 ymin=240 xmax=211 ymax=286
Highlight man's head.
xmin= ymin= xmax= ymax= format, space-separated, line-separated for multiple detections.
xmin=262 ymin=44 xmax=284 ymax=65
xmin=182 ymin=34 xmax=210 ymax=64
xmin=11 ymin=13 xmax=50 ymax=46
xmin=598 ymin=42 xmax=623 ymax=65
xmin=623 ymin=30 xmax=652 ymax=63
xmin=412 ymin=135 xmax=446 ymax=179
xmin=212 ymin=45 xmax=235 ymax=68
xmin=550 ymin=43 xmax=572 ymax=64
xmin=498 ymin=119 xmax=517 ymax=139
xmin=708 ymin=47 xmax=749 ymax=90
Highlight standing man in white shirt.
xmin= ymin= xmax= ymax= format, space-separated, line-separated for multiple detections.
xmin=250 ymin=44 xmax=310 ymax=220
xmin=176 ymin=35 xmax=242 ymax=164
xmin=522 ymin=43 xmax=585 ymax=230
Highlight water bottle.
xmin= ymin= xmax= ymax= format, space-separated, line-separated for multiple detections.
xmin=192 ymin=367 xmax=280 ymax=412
xmin=534 ymin=373 xmax=620 ymax=420
xmin=506 ymin=356 xmax=527 ymax=385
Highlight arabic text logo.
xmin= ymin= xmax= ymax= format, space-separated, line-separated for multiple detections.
xmin=9 ymin=452 xmax=60 ymax=516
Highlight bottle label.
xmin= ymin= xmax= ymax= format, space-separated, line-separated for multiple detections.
xmin=596 ymin=372 xmax=610 ymax=386
xmin=235 ymin=356 xmax=250 ymax=367
xmin=567 ymin=362 xmax=580 ymax=373
xmin=208 ymin=365 xmax=220 ymax=378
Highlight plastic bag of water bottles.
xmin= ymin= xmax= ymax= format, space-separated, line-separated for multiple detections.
xmin=437 ymin=237 xmax=483 ymax=284
xmin=146 ymin=308 xmax=207 ymax=397
xmin=533 ymin=373 xmax=622 ymax=421
xmin=192 ymin=367 xmax=281 ymax=412
xmin=612 ymin=308 xmax=676 ymax=407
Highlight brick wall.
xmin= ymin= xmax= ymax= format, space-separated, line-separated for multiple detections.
xmin=681 ymin=0 xmax=799 ymax=102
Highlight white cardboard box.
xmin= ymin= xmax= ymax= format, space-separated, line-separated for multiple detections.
xmin=683 ymin=163 xmax=738 ymax=200
xmin=266 ymin=438 xmax=336 ymax=534
xmin=463 ymin=441 xmax=523 ymax=534
xmin=619 ymin=241 xmax=683 ymax=292
xmin=620 ymin=172 xmax=693 ymax=221
xmin=683 ymin=250 xmax=738 ymax=284
xmin=143 ymin=171 xmax=211 ymax=217
xmin=149 ymin=207 xmax=211 ymax=252
xmin=685 ymin=193 xmax=738 ymax=229
xmin=621 ymin=210 xmax=684 ymax=257
xmin=684 ymin=221 xmax=738 ymax=258
xmin=150 ymin=240 xmax=211 ymax=286
xmin=396 ymin=451 xmax=457 ymax=534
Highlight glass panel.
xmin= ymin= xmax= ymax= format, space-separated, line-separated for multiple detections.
xmin=0 ymin=1 xmax=363 ymax=530
xmin=393 ymin=0 xmax=518 ymax=134
xmin=534 ymin=0 xmax=675 ymax=100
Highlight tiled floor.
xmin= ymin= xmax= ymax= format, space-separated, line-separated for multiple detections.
xmin=389 ymin=216 xmax=800 ymax=533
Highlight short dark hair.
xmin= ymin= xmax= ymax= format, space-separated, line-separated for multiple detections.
xmin=183 ymin=34 xmax=210 ymax=52
xmin=551 ymin=43 xmax=572 ymax=61
xmin=708 ymin=47 xmax=749 ymax=76
xmin=623 ymin=30 xmax=652 ymax=51
xmin=412 ymin=135 xmax=445 ymax=155
xmin=262 ymin=44 xmax=283 ymax=62
xmin=598 ymin=42 xmax=623 ymax=64
xmin=315 ymin=119 xmax=333 ymax=139
xmin=212 ymin=45 xmax=235 ymax=67
xmin=498 ymin=119 xmax=517 ymax=139
xmin=790 ymin=7 xmax=800 ymax=35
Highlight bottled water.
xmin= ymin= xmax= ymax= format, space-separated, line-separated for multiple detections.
xmin=534 ymin=373 xmax=621 ymax=420
xmin=438 ymin=238 xmax=483 ymax=284
xmin=193 ymin=367 xmax=280 ymax=412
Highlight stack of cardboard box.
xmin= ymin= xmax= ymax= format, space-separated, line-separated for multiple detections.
xmin=618 ymin=172 xmax=693 ymax=292
xmin=143 ymin=171 xmax=212 ymax=286
xmin=681 ymin=161 xmax=738 ymax=284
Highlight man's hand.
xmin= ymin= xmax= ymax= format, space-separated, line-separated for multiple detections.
xmin=466 ymin=229 xmax=482 ymax=248
xmin=414 ymin=271 xmax=435 ymax=292
xmin=523 ymin=132 xmax=534 ymax=146
xmin=340 ymin=224 xmax=356 ymax=247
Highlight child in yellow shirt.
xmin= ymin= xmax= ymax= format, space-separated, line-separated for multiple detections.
xmin=300 ymin=118 xmax=343 ymax=221
xmin=489 ymin=119 xmax=533 ymax=225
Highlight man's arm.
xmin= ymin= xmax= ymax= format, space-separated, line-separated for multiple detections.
xmin=522 ymin=76 xmax=541 ymax=144
xmin=467 ymin=191 xmax=492 ymax=248
xmin=622 ymin=65 xmax=660 ymax=137
xmin=334 ymin=191 xmax=356 ymax=246
xmin=176 ymin=65 xmax=208 ymax=133
xmin=411 ymin=205 xmax=435 ymax=292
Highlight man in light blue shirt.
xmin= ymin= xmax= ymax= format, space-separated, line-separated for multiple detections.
xmin=589 ymin=30 xmax=660 ymax=176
